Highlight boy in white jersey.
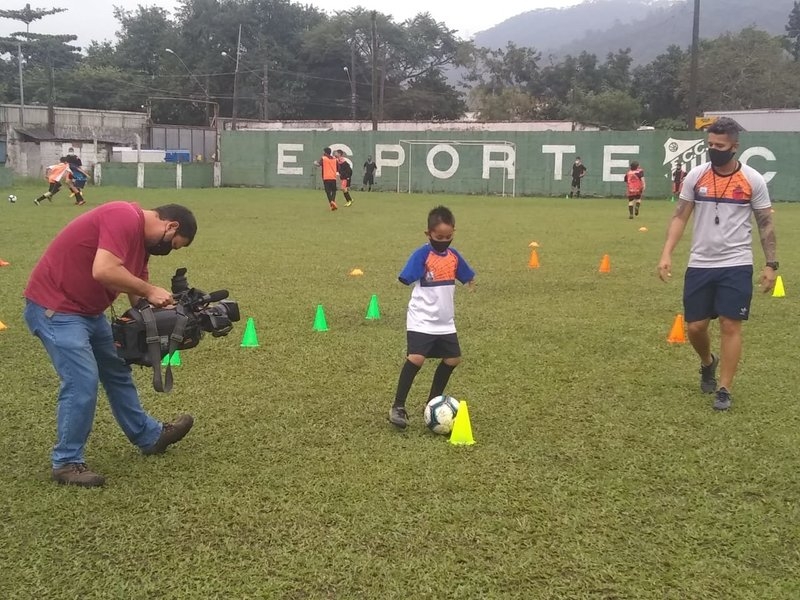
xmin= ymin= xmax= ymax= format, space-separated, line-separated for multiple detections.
xmin=657 ymin=117 xmax=778 ymax=411
xmin=389 ymin=206 xmax=476 ymax=429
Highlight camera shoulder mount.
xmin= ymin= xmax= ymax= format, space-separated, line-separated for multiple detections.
xmin=139 ymin=301 xmax=190 ymax=393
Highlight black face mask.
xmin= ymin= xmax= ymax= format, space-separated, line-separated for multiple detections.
xmin=429 ymin=239 xmax=452 ymax=253
xmin=148 ymin=228 xmax=174 ymax=256
xmin=708 ymin=147 xmax=736 ymax=168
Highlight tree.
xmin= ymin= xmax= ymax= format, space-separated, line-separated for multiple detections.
xmin=632 ymin=45 xmax=688 ymax=124
xmin=0 ymin=3 xmax=72 ymax=119
xmin=786 ymin=1 xmax=800 ymax=60
xmin=567 ymin=89 xmax=641 ymax=129
xmin=685 ymin=28 xmax=800 ymax=111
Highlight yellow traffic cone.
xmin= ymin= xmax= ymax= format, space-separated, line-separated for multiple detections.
xmin=449 ymin=400 xmax=475 ymax=446
xmin=772 ymin=275 xmax=786 ymax=298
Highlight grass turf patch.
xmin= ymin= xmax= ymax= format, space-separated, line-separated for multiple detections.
xmin=1 ymin=186 xmax=799 ymax=599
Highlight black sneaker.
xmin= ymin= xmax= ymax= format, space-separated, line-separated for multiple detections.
xmin=700 ymin=354 xmax=719 ymax=394
xmin=388 ymin=406 xmax=408 ymax=429
xmin=714 ymin=387 xmax=732 ymax=411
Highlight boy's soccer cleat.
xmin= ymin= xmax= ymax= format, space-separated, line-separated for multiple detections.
xmin=345 ymin=200 xmax=353 ymax=207
xmin=713 ymin=387 xmax=732 ymax=411
xmin=330 ymin=201 xmax=338 ymax=211
xmin=33 ymin=198 xmax=40 ymax=206
xmin=699 ymin=353 xmax=719 ymax=394
xmin=388 ymin=406 xmax=408 ymax=429
xmin=75 ymin=200 xmax=86 ymax=206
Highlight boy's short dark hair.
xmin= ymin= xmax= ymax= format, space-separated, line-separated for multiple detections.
xmin=707 ymin=117 xmax=743 ymax=140
xmin=323 ymin=147 xmax=332 ymax=156
xmin=428 ymin=205 xmax=455 ymax=230
xmin=630 ymin=160 xmax=640 ymax=169
xmin=155 ymin=204 xmax=197 ymax=244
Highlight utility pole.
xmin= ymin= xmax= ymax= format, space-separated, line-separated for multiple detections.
xmin=349 ymin=41 xmax=357 ymax=121
xmin=16 ymin=42 xmax=24 ymax=125
xmin=231 ymin=23 xmax=242 ymax=130
xmin=371 ymin=11 xmax=378 ymax=131
xmin=687 ymin=0 xmax=700 ymax=130
xmin=268 ymin=62 xmax=269 ymax=121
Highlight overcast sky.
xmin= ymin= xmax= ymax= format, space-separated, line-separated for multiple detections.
xmin=0 ymin=0 xmax=582 ymax=48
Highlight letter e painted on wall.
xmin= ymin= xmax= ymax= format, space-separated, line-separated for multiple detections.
xmin=277 ymin=143 xmax=303 ymax=175
xmin=603 ymin=145 xmax=639 ymax=182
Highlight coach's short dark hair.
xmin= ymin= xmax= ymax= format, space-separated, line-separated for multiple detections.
xmin=428 ymin=205 xmax=455 ymax=230
xmin=707 ymin=117 xmax=743 ymax=140
xmin=155 ymin=204 xmax=197 ymax=244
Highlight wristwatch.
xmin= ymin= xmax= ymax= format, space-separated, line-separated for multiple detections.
xmin=766 ymin=261 xmax=779 ymax=271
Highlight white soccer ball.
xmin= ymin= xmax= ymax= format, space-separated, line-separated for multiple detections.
xmin=7 ymin=194 xmax=16 ymax=203
xmin=423 ymin=395 xmax=460 ymax=435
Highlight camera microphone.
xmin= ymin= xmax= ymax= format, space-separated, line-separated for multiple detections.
xmin=202 ymin=289 xmax=229 ymax=303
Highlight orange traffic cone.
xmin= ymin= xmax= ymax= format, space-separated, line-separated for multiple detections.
xmin=667 ymin=314 xmax=687 ymax=344
xmin=598 ymin=254 xmax=611 ymax=273
xmin=528 ymin=249 xmax=540 ymax=269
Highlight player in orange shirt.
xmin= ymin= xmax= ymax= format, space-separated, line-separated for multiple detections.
xmin=314 ymin=147 xmax=339 ymax=211
xmin=34 ymin=158 xmax=85 ymax=206
xmin=623 ymin=160 xmax=645 ymax=219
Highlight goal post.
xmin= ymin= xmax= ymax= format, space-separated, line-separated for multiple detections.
xmin=396 ymin=139 xmax=517 ymax=197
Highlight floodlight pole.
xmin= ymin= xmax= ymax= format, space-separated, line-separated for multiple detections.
xmin=687 ymin=0 xmax=701 ymax=129
xmin=17 ymin=42 xmax=24 ymax=125
xmin=231 ymin=24 xmax=242 ymax=130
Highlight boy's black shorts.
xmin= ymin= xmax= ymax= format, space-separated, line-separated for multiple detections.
xmin=407 ymin=331 xmax=461 ymax=358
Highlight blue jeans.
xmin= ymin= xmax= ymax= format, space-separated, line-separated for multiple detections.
xmin=24 ymin=300 xmax=162 ymax=468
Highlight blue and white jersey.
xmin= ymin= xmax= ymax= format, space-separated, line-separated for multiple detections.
xmin=398 ymin=244 xmax=475 ymax=334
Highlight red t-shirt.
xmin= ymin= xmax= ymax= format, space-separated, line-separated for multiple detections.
xmin=25 ymin=201 xmax=149 ymax=315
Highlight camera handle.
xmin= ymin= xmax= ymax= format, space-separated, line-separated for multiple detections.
xmin=140 ymin=303 xmax=190 ymax=393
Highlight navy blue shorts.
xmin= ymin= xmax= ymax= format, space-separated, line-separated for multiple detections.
xmin=683 ymin=266 xmax=753 ymax=322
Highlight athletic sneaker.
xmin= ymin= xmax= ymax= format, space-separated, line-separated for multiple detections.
xmin=345 ymin=200 xmax=353 ymax=207
xmin=330 ymin=201 xmax=338 ymax=211
xmin=388 ymin=406 xmax=408 ymax=429
xmin=33 ymin=198 xmax=40 ymax=206
xmin=700 ymin=353 xmax=719 ymax=394
xmin=713 ymin=387 xmax=732 ymax=411
xmin=75 ymin=200 xmax=86 ymax=206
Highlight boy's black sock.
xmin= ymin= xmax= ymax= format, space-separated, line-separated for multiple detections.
xmin=428 ymin=361 xmax=456 ymax=400
xmin=393 ymin=360 xmax=421 ymax=408
xmin=35 ymin=194 xmax=47 ymax=202
xmin=629 ymin=204 xmax=634 ymax=216
xmin=343 ymin=191 xmax=352 ymax=201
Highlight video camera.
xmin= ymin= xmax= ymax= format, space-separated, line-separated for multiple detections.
xmin=112 ymin=268 xmax=240 ymax=392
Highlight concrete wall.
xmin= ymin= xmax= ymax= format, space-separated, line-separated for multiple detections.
xmin=220 ymin=129 xmax=800 ymax=200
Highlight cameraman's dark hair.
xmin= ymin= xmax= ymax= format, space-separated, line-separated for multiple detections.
xmin=155 ymin=204 xmax=197 ymax=244
xmin=707 ymin=117 xmax=743 ymax=141
xmin=428 ymin=205 xmax=455 ymax=230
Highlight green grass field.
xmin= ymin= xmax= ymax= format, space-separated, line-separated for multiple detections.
xmin=1 ymin=185 xmax=799 ymax=599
